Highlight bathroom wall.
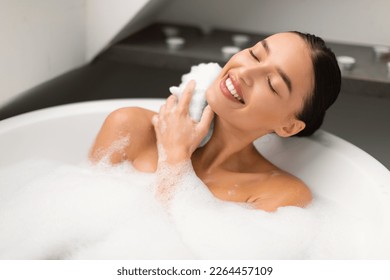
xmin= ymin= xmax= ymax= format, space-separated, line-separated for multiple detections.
xmin=0 ymin=0 xmax=158 ymax=108
xmin=0 ymin=0 xmax=86 ymax=107
xmin=86 ymin=0 xmax=162 ymax=61
xmin=157 ymin=0 xmax=390 ymax=46
xmin=3 ymin=0 xmax=388 ymax=109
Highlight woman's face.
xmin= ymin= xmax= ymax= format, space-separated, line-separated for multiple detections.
xmin=206 ymin=32 xmax=314 ymax=138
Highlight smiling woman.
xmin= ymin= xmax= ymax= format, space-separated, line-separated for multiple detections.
xmin=89 ymin=31 xmax=341 ymax=212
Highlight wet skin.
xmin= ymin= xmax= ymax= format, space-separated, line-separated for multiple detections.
xmin=90 ymin=33 xmax=313 ymax=212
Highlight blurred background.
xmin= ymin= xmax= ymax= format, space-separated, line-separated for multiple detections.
xmin=0 ymin=0 xmax=389 ymax=168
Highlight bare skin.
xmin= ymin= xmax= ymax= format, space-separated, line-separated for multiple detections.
xmin=90 ymin=33 xmax=313 ymax=212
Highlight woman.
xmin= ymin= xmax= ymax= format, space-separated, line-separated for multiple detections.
xmin=89 ymin=31 xmax=341 ymax=212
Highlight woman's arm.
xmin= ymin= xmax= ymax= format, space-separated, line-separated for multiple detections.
xmin=152 ymin=80 xmax=214 ymax=165
xmin=152 ymin=81 xmax=214 ymax=203
xmin=89 ymin=107 xmax=157 ymax=165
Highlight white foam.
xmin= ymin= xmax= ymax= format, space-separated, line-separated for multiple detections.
xmin=173 ymin=63 xmax=221 ymax=120
xmin=169 ymin=63 xmax=222 ymax=147
xmin=93 ymin=135 xmax=130 ymax=164
xmin=0 ymin=159 xmax=386 ymax=259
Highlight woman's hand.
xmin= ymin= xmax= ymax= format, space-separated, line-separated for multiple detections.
xmin=152 ymin=80 xmax=214 ymax=165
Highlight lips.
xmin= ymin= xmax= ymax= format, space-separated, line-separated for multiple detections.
xmin=220 ymin=74 xmax=245 ymax=104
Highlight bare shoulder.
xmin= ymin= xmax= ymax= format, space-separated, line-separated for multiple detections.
xmin=105 ymin=106 xmax=156 ymax=129
xmin=249 ymin=170 xmax=312 ymax=212
xmin=89 ymin=106 xmax=157 ymax=164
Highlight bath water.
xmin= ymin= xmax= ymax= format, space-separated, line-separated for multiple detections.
xmin=0 ymin=157 xmax=383 ymax=259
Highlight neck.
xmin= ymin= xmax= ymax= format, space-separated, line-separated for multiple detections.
xmin=193 ymin=116 xmax=268 ymax=171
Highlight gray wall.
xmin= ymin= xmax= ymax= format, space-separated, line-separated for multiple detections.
xmin=158 ymin=0 xmax=390 ymax=46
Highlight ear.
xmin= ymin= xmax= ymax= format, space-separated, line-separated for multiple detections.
xmin=274 ymin=119 xmax=306 ymax=137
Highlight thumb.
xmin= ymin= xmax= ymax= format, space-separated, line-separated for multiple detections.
xmin=197 ymin=105 xmax=214 ymax=137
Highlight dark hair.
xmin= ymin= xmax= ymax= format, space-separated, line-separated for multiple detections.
xmin=290 ymin=31 xmax=341 ymax=137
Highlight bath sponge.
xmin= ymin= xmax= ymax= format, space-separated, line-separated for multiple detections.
xmin=169 ymin=63 xmax=222 ymax=147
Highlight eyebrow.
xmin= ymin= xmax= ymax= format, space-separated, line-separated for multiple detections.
xmin=261 ymin=40 xmax=270 ymax=54
xmin=261 ymin=40 xmax=293 ymax=94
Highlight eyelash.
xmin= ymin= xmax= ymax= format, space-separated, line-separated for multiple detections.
xmin=249 ymin=49 xmax=278 ymax=95
xmin=249 ymin=49 xmax=259 ymax=62
xmin=267 ymin=77 xmax=277 ymax=94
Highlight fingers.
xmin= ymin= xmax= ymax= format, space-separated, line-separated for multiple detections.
xmin=197 ymin=105 xmax=214 ymax=136
xmin=178 ymin=80 xmax=195 ymax=115
xmin=157 ymin=94 xmax=176 ymax=120
xmin=165 ymin=94 xmax=177 ymax=111
xmin=159 ymin=103 xmax=165 ymax=115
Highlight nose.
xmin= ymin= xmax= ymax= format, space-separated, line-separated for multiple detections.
xmin=237 ymin=64 xmax=265 ymax=87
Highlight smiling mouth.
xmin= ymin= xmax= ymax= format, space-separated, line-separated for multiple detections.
xmin=225 ymin=77 xmax=245 ymax=104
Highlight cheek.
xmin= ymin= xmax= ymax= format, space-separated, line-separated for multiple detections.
xmin=205 ymin=71 xmax=228 ymax=110
xmin=205 ymin=81 xmax=218 ymax=108
xmin=205 ymin=81 xmax=228 ymax=119
xmin=246 ymin=95 xmax=291 ymax=126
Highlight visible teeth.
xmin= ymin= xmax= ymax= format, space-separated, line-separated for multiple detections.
xmin=226 ymin=78 xmax=237 ymax=94
xmin=225 ymin=78 xmax=243 ymax=103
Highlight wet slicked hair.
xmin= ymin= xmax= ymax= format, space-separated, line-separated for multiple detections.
xmin=290 ymin=31 xmax=341 ymax=137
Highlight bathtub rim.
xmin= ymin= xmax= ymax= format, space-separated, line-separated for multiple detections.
xmin=0 ymin=98 xmax=389 ymax=184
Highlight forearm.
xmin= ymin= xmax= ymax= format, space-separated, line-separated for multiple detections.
xmin=154 ymin=158 xmax=215 ymax=211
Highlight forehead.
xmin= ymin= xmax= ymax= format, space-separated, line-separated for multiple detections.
xmin=256 ymin=33 xmax=314 ymax=97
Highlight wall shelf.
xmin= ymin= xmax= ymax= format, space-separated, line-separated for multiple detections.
xmin=100 ymin=22 xmax=390 ymax=98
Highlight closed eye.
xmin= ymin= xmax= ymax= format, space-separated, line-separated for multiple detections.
xmin=249 ymin=49 xmax=260 ymax=62
xmin=250 ymin=49 xmax=278 ymax=95
xmin=267 ymin=77 xmax=278 ymax=95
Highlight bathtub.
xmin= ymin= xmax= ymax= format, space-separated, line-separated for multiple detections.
xmin=0 ymin=98 xmax=390 ymax=259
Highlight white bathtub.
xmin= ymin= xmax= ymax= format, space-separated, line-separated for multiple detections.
xmin=0 ymin=99 xmax=390 ymax=258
